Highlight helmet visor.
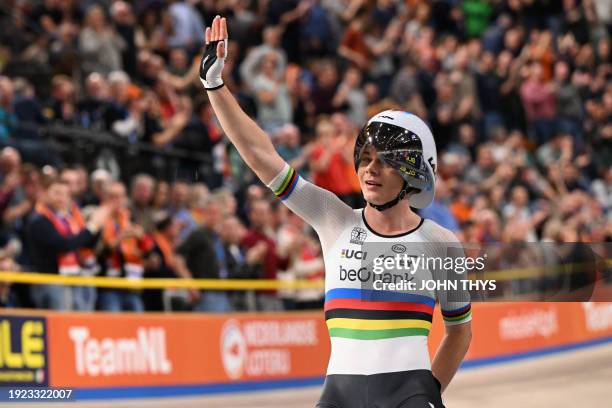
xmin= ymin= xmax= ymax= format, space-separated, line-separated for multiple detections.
xmin=354 ymin=121 xmax=432 ymax=191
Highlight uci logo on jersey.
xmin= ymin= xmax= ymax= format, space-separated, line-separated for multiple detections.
xmin=341 ymin=249 xmax=367 ymax=260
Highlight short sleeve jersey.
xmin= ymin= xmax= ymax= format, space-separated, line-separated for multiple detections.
xmin=267 ymin=163 xmax=471 ymax=375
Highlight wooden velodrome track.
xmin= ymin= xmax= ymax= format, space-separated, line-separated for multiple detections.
xmin=7 ymin=342 xmax=612 ymax=408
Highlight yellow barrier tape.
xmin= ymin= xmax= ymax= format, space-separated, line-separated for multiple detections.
xmin=0 ymin=271 xmax=324 ymax=290
xmin=481 ymin=259 xmax=612 ymax=281
xmin=0 ymin=259 xmax=608 ymax=290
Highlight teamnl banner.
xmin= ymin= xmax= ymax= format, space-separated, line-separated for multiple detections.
xmin=39 ymin=303 xmax=612 ymax=390
xmin=46 ymin=312 xmax=329 ymax=388
xmin=346 ymin=241 xmax=612 ymax=302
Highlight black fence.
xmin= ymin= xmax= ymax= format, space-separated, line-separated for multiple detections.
xmin=0 ymin=121 xmax=214 ymax=184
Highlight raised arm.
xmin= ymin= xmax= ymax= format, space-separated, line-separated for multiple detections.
xmin=200 ymin=16 xmax=285 ymax=184
xmin=199 ymin=16 xmax=354 ymax=241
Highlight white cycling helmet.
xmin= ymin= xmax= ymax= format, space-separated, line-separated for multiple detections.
xmin=354 ymin=110 xmax=438 ymax=210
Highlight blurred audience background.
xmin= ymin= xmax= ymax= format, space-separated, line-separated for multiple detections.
xmin=0 ymin=0 xmax=609 ymax=311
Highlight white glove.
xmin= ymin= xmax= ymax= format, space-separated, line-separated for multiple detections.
xmin=199 ymin=39 xmax=228 ymax=90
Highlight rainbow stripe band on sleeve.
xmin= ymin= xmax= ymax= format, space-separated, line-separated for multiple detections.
xmin=441 ymin=304 xmax=472 ymax=323
xmin=273 ymin=167 xmax=299 ymax=201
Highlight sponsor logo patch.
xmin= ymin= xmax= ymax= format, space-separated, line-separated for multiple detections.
xmin=350 ymin=227 xmax=367 ymax=245
xmin=391 ymin=244 xmax=407 ymax=253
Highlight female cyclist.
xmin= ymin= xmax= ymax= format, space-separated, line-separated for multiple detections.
xmin=200 ymin=16 xmax=471 ymax=408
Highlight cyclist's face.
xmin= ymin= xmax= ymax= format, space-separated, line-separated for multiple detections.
xmin=357 ymin=145 xmax=404 ymax=204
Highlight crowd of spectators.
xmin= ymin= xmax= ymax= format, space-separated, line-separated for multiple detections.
xmin=0 ymin=0 xmax=610 ymax=311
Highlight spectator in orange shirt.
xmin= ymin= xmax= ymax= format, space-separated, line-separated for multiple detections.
xmin=520 ymin=63 xmax=556 ymax=143
xmin=142 ymin=212 xmax=180 ymax=311
xmin=309 ymin=118 xmax=355 ymax=207
xmin=338 ymin=10 xmax=370 ymax=71
xmin=99 ymin=181 xmax=147 ymax=311
xmin=27 ymin=179 xmax=109 ymax=310
xmin=450 ymin=192 xmax=473 ymax=224
xmin=241 ymin=199 xmax=286 ymax=311
xmin=332 ymin=113 xmax=364 ymax=208
xmin=60 ymin=168 xmax=101 ymax=311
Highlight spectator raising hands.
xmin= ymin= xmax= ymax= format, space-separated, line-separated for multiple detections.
xmin=0 ymin=0 xmax=607 ymax=312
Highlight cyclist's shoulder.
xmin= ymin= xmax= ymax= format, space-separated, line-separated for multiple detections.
xmin=419 ymin=218 xmax=461 ymax=245
xmin=338 ymin=207 xmax=365 ymax=230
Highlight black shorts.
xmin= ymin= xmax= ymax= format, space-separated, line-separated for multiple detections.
xmin=316 ymin=370 xmax=445 ymax=408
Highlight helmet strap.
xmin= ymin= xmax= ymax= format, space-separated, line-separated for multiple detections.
xmin=368 ymin=181 xmax=412 ymax=212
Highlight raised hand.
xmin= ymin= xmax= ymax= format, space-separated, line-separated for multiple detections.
xmin=89 ymin=205 xmax=112 ymax=232
xmin=199 ymin=16 xmax=228 ymax=90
